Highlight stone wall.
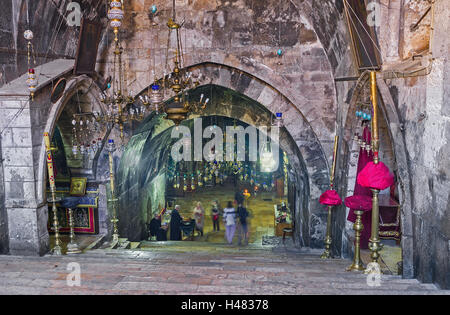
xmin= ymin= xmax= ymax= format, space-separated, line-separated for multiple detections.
xmin=386 ymin=61 xmax=449 ymax=288
xmin=0 ymin=139 xmax=8 ymax=254
xmin=0 ymin=94 xmax=50 ymax=255
xmin=0 ymin=0 xmax=105 ymax=87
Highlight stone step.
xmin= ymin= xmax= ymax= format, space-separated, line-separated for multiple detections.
xmin=129 ymin=242 xmax=141 ymax=249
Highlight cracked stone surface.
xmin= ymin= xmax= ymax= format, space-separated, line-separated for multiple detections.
xmin=0 ymin=244 xmax=447 ymax=295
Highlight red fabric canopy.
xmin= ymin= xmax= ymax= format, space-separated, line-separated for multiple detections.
xmin=357 ymin=161 xmax=394 ymax=190
xmin=344 ymin=195 xmax=372 ymax=211
xmin=319 ymin=189 xmax=342 ymax=206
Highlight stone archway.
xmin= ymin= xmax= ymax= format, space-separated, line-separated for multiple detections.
xmin=139 ymin=63 xmax=333 ymax=222
xmin=0 ymin=59 xmax=106 ymax=255
xmin=119 ymin=79 xmax=329 ymax=247
xmin=342 ymin=71 xmax=415 ymax=279
xmin=37 ymin=76 xmax=107 ymax=205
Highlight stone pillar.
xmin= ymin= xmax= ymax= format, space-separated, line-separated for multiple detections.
xmin=0 ymin=138 xmax=9 ymax=254
xmin=0 ymin=97 xmax=49 ymax=255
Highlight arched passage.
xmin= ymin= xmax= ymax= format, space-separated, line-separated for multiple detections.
xmin=135 ymin=63 xmax=334 ymax=247
xmin=341 ymin=71 xmax=414 ymax=279
xmin=117 ymin=84 xmax=316 ymax=246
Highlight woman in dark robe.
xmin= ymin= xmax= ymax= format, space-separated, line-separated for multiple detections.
xmin=170 ymin=205 xmax=183 ymax=240
xmin=149 ymin=215 xmax=167 ymax=241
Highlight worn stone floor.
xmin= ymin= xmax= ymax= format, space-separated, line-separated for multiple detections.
xmin=0 ymin=241 xmax=448 ymax=295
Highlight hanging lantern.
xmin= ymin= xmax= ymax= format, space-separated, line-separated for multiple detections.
xmin=26 ymin=68 xmax=37 ymax=99
xmin=191 ymin=174 xmax=195 ymax=190
xmin=108 ymin=1 xmax=124 ymax=40
xmin=274 ymin=112 xmax=284 ymax=128
xmin=197 ymin=171 xmax=203 ymax=187
xmin=72 ymin=145 xmax=78 ymax=156
xmin=150 ymin=84 xmax=164 ymax=112
xmin=175 ymin=173 xmax=180 ymax=189
xmin=24 ymin=30 xmax=37 ymax=99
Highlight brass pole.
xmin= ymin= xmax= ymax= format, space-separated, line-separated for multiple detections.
xmin=320 ymin=205 xmax=333 ymax=259
xmin=44 ymin=132 xmax=62 ymax=255
xmin=347 ymin=210 xmax=365 ymax=271
xmin=366 ymin=71 xmax=382 ymax=271
xmin=320 ymin=135 xmax=339 ymax=259
xmin=368 ymin=188 xmax=381 ymax=264
xmin=330 ymin=135 xmax=339 ymax=188
xmin=108 ymin=141 xmax=119 ymax=243
xmin=66 ymin=208 xmax=81 ymax=254
xmin=370 ymin=72 xmax=379 ymax=164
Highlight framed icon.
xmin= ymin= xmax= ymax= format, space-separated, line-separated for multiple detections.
xmin=70 ymin=177 xmax=87 ymax=196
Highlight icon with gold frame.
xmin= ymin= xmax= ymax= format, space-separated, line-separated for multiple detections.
xmin=70 ymin=177 xmax=87 ymax=196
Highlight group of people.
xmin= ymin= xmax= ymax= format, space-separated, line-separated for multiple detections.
xmin=223 ymin=201 xmax=250 ymax=246
xmin=148 ymin=195 xmax=250 ymax=245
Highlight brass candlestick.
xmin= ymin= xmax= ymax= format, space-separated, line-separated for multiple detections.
xmin=50 ymin=190 xmax=62 ymax=256
xmin=44 ymin=132 xmax=62 ymax=255
xmin=320 ymin=205 xmax=333 ymax=259
xmin=66 ymin=208 xmax=81 ymax=254
xmin=320 ymin=135 xmax=339 ymax=259
xmin=347 ymin=209 xmax=365 ymax=271
xmin=368 ymin=188 xmax=382 ymax=263
xmin=107 ymin=139 xmax=119 ymax=243
xmin=366 ymin=71 xmax=382 ymax=272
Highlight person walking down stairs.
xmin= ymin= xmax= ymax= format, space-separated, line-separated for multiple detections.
xmin=211 ymin=200 xmax=221 ymax=231
xmin=193 ymin=202 xmax=205 ymax=237
xmin=223 ymin=201 xmax=236 ymax=245
xmin=237 ymin=204 xmax=249 ymax=246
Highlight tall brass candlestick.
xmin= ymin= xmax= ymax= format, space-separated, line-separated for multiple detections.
xmin=347 ymin=210 xmax=365 ymax=271
xmin=371 ymin=71 xmax=380 ymax=164
xmin=320 ymin=205 xmax=333 ymax=259
xmin=320 ymin=135 xmax=339 ymax=259
xmin=330 ymin=135 xmax=339 ymax=187
xmin=66 ymin=208 xmax=81 ymax=254
xmin=107 ymin=139 xmax=119 ymax=243
xmin=44 ymin=132 xmax=62 ymax=255
xmin=367 ymin=71 xmax=382 ymax=268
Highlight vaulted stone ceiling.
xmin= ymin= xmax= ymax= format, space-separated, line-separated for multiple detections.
xmin=0 ymin=0 xmax=351 ymax=86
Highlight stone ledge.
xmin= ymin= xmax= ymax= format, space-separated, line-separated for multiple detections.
xmin=0 ymin=59 xmax=74 ymax=96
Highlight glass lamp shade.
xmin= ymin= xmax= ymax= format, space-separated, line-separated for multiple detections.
xmin=108 ymin=8 xmax=124 ymax=20
xmin=24 ymin=30 xmax=34 ymax=40
xmin=108 ymin=1 xmax=124 ymax=29
xmin=150 ymin=85 xmax=164 ymax=106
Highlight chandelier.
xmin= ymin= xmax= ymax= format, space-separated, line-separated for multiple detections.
xmin=148 ymin=0 xmax=209 ymax=125
xmin=71 ymin=112 xmax=104 ymax=158
xmin=94 ymin=0 xmax=148 ymax=140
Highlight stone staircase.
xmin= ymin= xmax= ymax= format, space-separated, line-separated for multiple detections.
xmin=63 ymin=242 xmax=448 ymax=294
xmin=0 ymin=240 xmax=447 ymax=294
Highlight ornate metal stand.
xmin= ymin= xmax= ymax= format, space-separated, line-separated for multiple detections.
xmin=50 ymin=192 xmax=62 ymax=256
xmin=107 ymin=139 xmax=120 ymax=244
xmin=320 ymin=205 xmax=333 ymax=259
xmin=44 ymin=132 xmax=62 ymax=255
xmin=365 ymin=188 xmax=382 ymax=273
xmin=66 ymin=208 xmax=81 ymax=254
xmin=320 ymin=135 xmax=339 ymax=259
xmin=365 ymin=71 xmax=382 ymax=274
xmin=347 ymin=209 xmax=365 ymax=271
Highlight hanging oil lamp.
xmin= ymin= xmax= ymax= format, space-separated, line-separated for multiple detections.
xmin=24 ymin=30 xmax=37 ymax=100
xmin=191 ymin=174 xmax=195 ymax=190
